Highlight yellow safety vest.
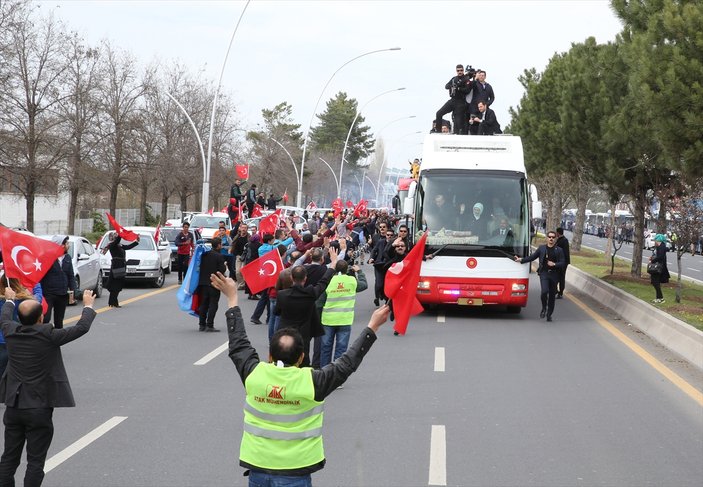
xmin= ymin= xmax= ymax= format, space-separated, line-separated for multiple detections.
xmin=240 ymin=362 xmax=325 ymax=471
xmin=321 ymin=274 xmax=357 ymax=326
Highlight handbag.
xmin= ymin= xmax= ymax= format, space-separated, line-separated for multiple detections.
xmin=111 ymin=266 xmax=127 ymax=279
xmin=647 ymin=261 xmax=663 ymax=275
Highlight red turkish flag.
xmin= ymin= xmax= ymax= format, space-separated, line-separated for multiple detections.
xmin=258 ymin=209 xmax=281 ymax=236
xmin=236 ymin=164 xmax=249 ymax=180
xmin=251 ymin=204 xmax=264 ymax=218
xmin=240 ymin=248 xmax=283 ymax=295
xmin=106 ymin=212 xmax=139 ymax=241
xmin=306 ymin=201 xmax=317 ymax=211
xmin=354 ymin=199 xmax=368 ymax=218
xmin=153 ymin=223 xmax=161 ymax=243
xmin=384 ymin=232 xmax=427 ymax=335
xmin=345 ymin=200 xmax=354 ymax=208
xmin=283 ymin=191 xmax=289 ymax=204
xmin=0 ymin=226 xmax=66 ymax=288
xmin=208 ymin=207 xmax=214 ymax=216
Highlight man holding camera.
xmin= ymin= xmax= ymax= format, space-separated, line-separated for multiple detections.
xmin=435 ymin=64 xmax=473 ymax=135
xmin=468 ymin=70 xmax=495 ymax=135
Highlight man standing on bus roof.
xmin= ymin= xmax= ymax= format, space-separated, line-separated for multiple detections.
xmin=435 ymin=64 xmax=472 ymax=135
xmin=555 ymin=227 xmax=570 ymax=299
xmin=514 ymin=231 xmax=565 ymax=322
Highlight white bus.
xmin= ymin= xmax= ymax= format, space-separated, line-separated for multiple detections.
xmin=406 ymin=134 xmax=541 ymax=313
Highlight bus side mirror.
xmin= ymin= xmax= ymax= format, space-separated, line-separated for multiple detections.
xmin=403 ymin=197 xmax=414 ymax=215
xmin=532 ymin=201 xmax=542 ymax=220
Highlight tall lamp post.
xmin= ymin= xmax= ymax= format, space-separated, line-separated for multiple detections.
xmin=318 ymin=157 xmax=340 ymax=190
xmin=338 ymin=87 xmax=406 ymax=196
xmin=201 ymin=0 xmax=251 ymax=212
xmin=298 ymin=47 xmax=401 ymax=208
xmin=165 ymin=92 xmax=207 ymax=189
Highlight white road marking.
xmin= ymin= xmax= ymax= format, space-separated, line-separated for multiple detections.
xmin=429 ymin=425 xmax=447 ymax=485
xmin=687 ymin=267 xmax=699 ymax=272
xmin=194 ymin=342 xmax=228 ymax=365
xmin=45 ymin=416 xmax=128 ymax=473
xmin=437 ymin=313 xmax=445 ymax=323
xmin=434 ymin=347 xmax=445 ymax=372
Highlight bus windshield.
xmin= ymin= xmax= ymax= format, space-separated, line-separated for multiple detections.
xmin=416 ymin=171 xmax=530 ymax=254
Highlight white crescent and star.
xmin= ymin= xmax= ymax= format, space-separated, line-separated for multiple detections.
xmin=389 ymin=261 xmax=405 ymax=275
xmin=10 ymin=246 xmax=40 ymax=275
xmin=261 ymin=259 xmax=278 ymax=276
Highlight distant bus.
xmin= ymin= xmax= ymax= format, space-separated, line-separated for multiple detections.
xmin=406 ymin=134 xmax=540 ymax=313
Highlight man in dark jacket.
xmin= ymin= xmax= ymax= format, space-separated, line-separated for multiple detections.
xmin=211 ymin=271 xmax=389 ymax=485
xmin=471 ymin=101 xmax=501 ymax=135
xmin=230 ymin=179 xmax=243 ymax=201
xmin=435 ymin=64 xmax=473 ymax=135
xmin=468 ymin=70 xmax=496 ymax=134
xmin=555 ymin=227 xmax=570 ymax=298
xmin=266 ymin=194 xmax=282 ymax=211
xmin=40 ymin=235 xmax=77 ymax=329
xmin=275 ymin=248 xmax=338 ymax=367
xmin=197 ymin=237 xmax=226 ymax=332
xmin=0 ymin=287 xmax=96 ymax=486
xmin=369 ymin=227 xmax=394 ymax=306
xmin=514 ymin=230 xmax=566 ymax=322
xmin=245 ymin=184 xmax=257 ymax=214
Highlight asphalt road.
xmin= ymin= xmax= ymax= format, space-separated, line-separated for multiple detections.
xmin=2 ymin=270 xmax=702 ymax=487
xmin=567 ymin=231 xmax=703 ymax=283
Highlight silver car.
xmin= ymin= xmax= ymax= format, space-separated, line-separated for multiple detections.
xmin=38 ymin=235 xmax=103 ymax=300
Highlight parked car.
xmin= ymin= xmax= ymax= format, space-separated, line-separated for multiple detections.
xmin=97 ymin=227 xmax=171 ymax=288
xmin=38 ymin=235 xmax=103 ymax=300
xmin=160 ymin=227 xmax=203 ymax=271
xmin=188 ymin=212 xmax=231 ymax=243
xmin=643 ymin=231 xmax=672 ymax=251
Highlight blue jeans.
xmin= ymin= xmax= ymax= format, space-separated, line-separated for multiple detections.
xmin=268 ymin=298 xmax=280 ymax=341
xmin=248 ymin=470 xmax=312 ymax=487
xmin=320 ymin=325 xmax=351 ymax=367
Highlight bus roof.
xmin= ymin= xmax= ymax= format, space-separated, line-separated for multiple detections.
xmin=420 ymin=134 xmax=525 ymax=173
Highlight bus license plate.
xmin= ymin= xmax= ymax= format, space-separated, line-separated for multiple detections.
xmin=457 ymin=298 xmax=483 ymax=306
xmin=127 ymin=266 xmax=137 ymax=274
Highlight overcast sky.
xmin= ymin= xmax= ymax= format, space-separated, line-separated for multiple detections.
xmin=43 ymin=0 xmax=623 ymax=174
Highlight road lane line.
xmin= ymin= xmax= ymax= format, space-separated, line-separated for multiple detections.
xmin=194 ymin=342 xmax=229 ymax=366
xmin=63 ymin=284 xmax=180 ymax=324
xmin=428 ymin=425 xmax=446 ymax=486
xmin=434 ymin=347 xmax=445 ymax=372
xmin=568 ymin=294 xmax=703 ymax=407
xmin=45 ymin=416 xmax=128 ymax=473
xmin=437 ymin=313 xmax=445 ymax=323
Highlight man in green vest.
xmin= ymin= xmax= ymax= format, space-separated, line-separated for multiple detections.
xmin=211 ymin=271 xmax=390 ymax=487
xmin=320 ymin=260 xmax=368 ymax=368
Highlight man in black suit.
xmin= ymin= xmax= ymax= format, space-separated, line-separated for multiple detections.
xmin=40 ymin=235 xmax=77 ymax=329
xmin=514 ymin=231 xmax=566 ymax=321
xmin=275 ymin=248 xmax=337 ymax=367
xmin=467 ymin=70 xmax=496 ymax=134
xmin=435 ymin=64 xmax=472 ymax=135
xmin=197 ymin=237 xmax=227 ymax=332
xmin=471 ymin=101 xmax=502 ymax=136
xmin=492 ymin=218 xmax=515 ymax=247
xmin=0 ymin=287 xmax=96 ymax=486
xmin=555 ymin=227 xmax=571 ymax=298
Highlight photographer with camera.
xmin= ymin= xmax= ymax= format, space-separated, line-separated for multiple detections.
xmin=435 ymin=64 xmax=473 ymax=135
xmin=468 ymin=69 xmax=495 ymax=135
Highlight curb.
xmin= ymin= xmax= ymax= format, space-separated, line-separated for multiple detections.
xmin=566 ymin=265 xmax=703 ymax=371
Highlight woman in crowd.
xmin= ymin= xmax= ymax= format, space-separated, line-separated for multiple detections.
xmin=102 ymin=232 xmax=140 ymax=308
xmin=648 ymin=234 xmax=670 ymax=304
xmin=0 ymin=276 xmax=40 ymax=376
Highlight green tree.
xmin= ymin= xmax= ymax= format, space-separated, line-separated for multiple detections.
xmin=309 ymin=92 xmax=375 ymax=169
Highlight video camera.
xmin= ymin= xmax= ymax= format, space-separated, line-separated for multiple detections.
xmin=465 ymin=65 xmax=477 ymax=79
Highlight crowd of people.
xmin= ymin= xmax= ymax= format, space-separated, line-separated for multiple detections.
xmin=434 ymin=64 xmax=501 ymax=135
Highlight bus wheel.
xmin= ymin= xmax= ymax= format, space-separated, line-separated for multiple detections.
xmin=506 ymin=306 xmax=522 ymax=314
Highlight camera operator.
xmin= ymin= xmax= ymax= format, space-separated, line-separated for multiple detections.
xmin=435 ymin=64 xmax=473 ymax=135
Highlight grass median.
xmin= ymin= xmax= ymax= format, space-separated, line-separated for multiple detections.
xmin=569 ymin=247 xmax=703 ymax=331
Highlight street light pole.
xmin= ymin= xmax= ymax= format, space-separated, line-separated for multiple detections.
xmin=165 ymin=92 xmax=207 ymax=185
xmin=338 ymin=87 xmax=405 ymax=197
xmin=268 ymin=137 xmax=301 ymax=197
xmin=202 ymin=0 xmax=251 ymax=212
xmin=318 ymin=157 xmax=340 ymax=191
xmin=298 ymin=47 xmax=401 ymax=208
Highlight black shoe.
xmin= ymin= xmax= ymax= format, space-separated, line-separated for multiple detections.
xmin=205 ymin=327 xmax=221 ymax=332
xmin=251 ymin=294 xmax=260 ymax=300
xmin=250 ymin=318 xmax=262 ymax=325
xmin=539 ymin=309 xmax=546 ymax=319
xmin=178 ymin=279 xmax=183 ymax=285
xmin=393 ymin=331 xmax=400 ymax=336
xmin=546 ymin=315 xmax=553 ymax=322
xmin=373 ymin=298 xmax=380 ymax=306
xmin=199 ymin=327 xmax=206 ymax=332
xmin=556 ymin=293 xmax=563 ymax=299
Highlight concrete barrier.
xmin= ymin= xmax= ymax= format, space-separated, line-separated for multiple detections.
xmin=566 ymin=265 xmax=703 ymax=371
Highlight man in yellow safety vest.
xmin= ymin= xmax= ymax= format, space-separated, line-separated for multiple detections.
xmin=211 ymin=272 xmax=390 ymax=487
xmin=320 ymin=260 xmax=368 ymax=368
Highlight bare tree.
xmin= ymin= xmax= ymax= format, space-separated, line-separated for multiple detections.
xmin=95 ymin=41 xmax=146 ymax=215
xmin=669 ymin=186 xmax=703 ymax=303
xmin=0 ymin=10 xmax=69 ymax=231
xmin=56 ymin=33 xmax=102 ymax=233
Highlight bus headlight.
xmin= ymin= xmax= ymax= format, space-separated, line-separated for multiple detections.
xmin=511 ymin=283 xmax=526 ymax=291
xmin=417 ymin=281 xmax=431 ymax=290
